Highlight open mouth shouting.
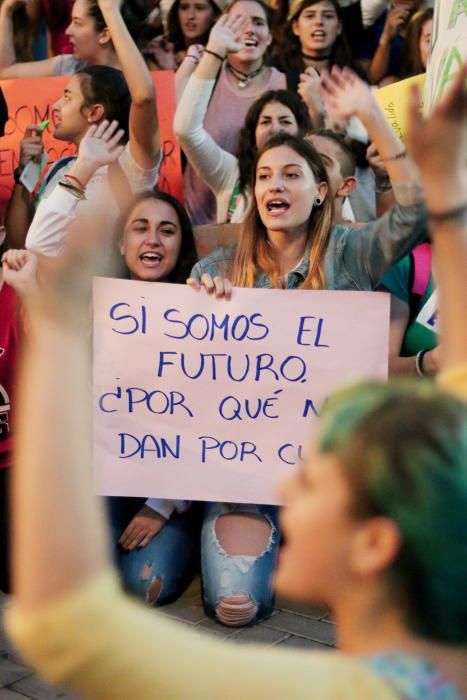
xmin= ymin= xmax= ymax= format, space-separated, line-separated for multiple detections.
xmin=265 ymin=197 xmax=290 ymax=216
xmin=139 ymin=251 xmax=163 ymax=267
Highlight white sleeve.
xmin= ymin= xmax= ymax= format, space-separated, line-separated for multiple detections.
xmin=174 ymin=75 xmax=239 ymax=196
xmin=118 ymin=142 xmax=161 ymax=194
xmin=361 ymin=0 xmax=388 ymax=27
xmin=145 ymin=499 xmax=191 ymax=519
xmin=26 ymin=186 xmax=81 ymax=256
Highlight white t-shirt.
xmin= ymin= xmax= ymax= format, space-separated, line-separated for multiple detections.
xmin=27 ymin=143 xmax=160 ymax=256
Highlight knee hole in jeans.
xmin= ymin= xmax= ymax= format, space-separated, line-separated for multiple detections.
xmin=214 ymin=512 xmax=272 ymax=556
xmin=216 ymin=593 xmax=258 ymax=627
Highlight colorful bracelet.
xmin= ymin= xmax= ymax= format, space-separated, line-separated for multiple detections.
xmin=204 ymin=48 xmax=225 ymax=62
xmin=58 ymin=179 xmax=86 ymax=200
xmin=64 ymin=173 xmax=85 ymax=190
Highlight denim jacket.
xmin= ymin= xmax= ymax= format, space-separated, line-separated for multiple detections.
xmin=190 ymin=199 xmax=427 ymax=291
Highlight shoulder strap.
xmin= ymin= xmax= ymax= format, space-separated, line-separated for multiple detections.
xmin=411 ymin=243 xmax=432 ymax=298
xmin=43 ymin=155 xmax=76 ymax=188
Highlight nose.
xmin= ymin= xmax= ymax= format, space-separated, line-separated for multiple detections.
xmin=268 ymin=176 xmax=285 ymax=192
xmin=65 ymin=20 xmax=73 ymax=36
xmin=146 ymin=228 xmax=162 ymax=246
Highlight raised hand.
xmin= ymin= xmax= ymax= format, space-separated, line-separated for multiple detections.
xmin=143 ymin=35 xmax=178 ymax=71
xmin=382 ymin=6 xmax=409 ymax=41
xmin=206 ymin=13 xmax=250 ymax=58
xmin=298 ymin=68 xmax=325 ymax=123
xmin=2 ymin=249 xmax=38 ymax=299
xmin=77 ymin=120 xmax=125 ymax=169
xmin=0 ymin=0 xmax=30 ymax=17
xmin=319 ymin=66 xmax=376 ymax=122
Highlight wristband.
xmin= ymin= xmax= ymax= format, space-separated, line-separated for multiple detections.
xmin=427 ymin=202 xmax=467 ymax=227
xmin=379 ymin=149 xmax=407 ymax=163
xmin=415 ymin=349 xmax=429 ymax=377
xmin=184 ymin=54 xmax=199 ymax=64
xmin=204 ymin=48 xmax=225 ymax=62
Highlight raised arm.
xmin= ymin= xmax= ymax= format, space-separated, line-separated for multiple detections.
xmin=97 ymin=0 xmax=160 ymax=169
xmin=407 ymin=63 xmax=467 ymax=375
xmin=174 ymin=14 xmax=248 ymax=196
xmin=0 ymin=0 xmax=56 ymax=78
xmin=26 ymin=121 xmax=125 ymax=255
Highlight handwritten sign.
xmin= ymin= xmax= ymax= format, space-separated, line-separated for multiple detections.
xmin=0 ymin=71 xmax=182 ymax=208
xmin=375 ymin=74 xmax=426 ymax=141
xmin=424 ymin=0 xmax=467 ymax=111
xmin=93 ymin=279 xmax=390 ymax=504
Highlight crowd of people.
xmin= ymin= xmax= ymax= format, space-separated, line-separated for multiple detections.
xmin=0 ymin=0 xmax=466 ymax=698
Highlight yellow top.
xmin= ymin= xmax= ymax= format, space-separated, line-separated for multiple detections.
xmin=5 ymin=365 xmax=466 ymax=700
xmin=5 ymin=570 xmax=398 ymax=700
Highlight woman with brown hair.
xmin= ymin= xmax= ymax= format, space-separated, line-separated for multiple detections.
xmin=381 ymin=7 xmax=433 ymax=86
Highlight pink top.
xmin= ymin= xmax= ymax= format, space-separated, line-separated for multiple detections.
xmin=183 ymin=64 xmax=286 ymax=225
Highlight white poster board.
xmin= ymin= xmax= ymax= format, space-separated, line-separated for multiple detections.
xmin=93 ymin=279 xmax=390 ymax=505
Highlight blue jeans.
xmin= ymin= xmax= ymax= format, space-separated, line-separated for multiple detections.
xmin=201 ymin=502 xmax=280 ymax=626
xmin=107 ymin=497 xmax=199 ymax=605
xmin=107 ymin=498 xmax=280 ymax=626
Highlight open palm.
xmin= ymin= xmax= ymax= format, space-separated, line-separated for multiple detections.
xmin=78 ymin=121 xmax=125 ymax=168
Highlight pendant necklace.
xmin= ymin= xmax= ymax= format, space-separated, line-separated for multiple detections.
xmin=226 ymin=62 xmax=263 ymax=89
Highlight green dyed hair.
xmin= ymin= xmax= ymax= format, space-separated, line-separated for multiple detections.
xmin=319 ymin=381 xmax=467 ymax=645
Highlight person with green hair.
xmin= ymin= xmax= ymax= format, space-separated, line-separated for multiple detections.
xmin=2 ymin=63 xmax=467 ymax=700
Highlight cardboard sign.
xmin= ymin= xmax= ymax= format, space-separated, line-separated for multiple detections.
xmin=0 ymin=71 xmax=182 ymax=209
xmin=375 ymin=74 xmax=426 ymax=141
xmin=93 ymin=279 xmax=390 ymax=505
xmin=425 ymin=0 xmax=467 ymax=111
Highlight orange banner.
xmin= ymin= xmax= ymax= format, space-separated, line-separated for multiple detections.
xmin=0 ymin=70 xmax=182 ymax=211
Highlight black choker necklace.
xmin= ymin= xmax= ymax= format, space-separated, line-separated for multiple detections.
xmin=226 ymin=62 xmax=263 ymax=88
xmin=301 ymin=50 xmax=331 ymax=61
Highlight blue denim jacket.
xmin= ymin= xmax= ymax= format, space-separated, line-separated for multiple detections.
xmin=190 ymin=200 xmax=427 ymax=291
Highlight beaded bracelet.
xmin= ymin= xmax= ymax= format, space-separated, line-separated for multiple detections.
xmin=58 ymin=178 xmax=86 ymax=200
xmin=64 ymin=173 xmax=85 ymax=190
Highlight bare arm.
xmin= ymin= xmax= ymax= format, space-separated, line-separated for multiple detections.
xmin=320 ymin=67 xmax=420 ymax=202
xmin=384 ymin=292 xmax=439 ymax=376
xmin=97 ymin=0 xmax=160 ymax=169
xmin=0 ymin=0 xmax=56 ymax=78
xmin=366 ymin=7 xmax=407 ymax=85
xmin=406 ymin=64 xmax=467 ymax=372
xmin=4 ymin=184 xmax=33 ymax=249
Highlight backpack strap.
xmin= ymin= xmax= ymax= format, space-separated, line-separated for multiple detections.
xmin=43 ymin=155 xmax=76 ymax=189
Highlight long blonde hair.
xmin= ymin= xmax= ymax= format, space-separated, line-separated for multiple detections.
xmin=231 ymin=134 xmax=334 ymax=289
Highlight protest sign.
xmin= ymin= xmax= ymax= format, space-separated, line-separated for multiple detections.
xmin=424 ymin=0 xmax=467 ymax=111
xmin=375 ymin=74 xmax=426 ymax=141
xmin=93 ymin=279 xmax=390 ymax=505
xmin=0 ymin=71 xmax=182 ymax=207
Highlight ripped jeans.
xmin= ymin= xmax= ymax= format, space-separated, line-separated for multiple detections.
xmin=106 ymin=497 xmax=199 ymax=606
xmin=107 ymin=498 xmax=279 ymax=627
xmin=201 ymin=502 xmax=280 ymax=627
